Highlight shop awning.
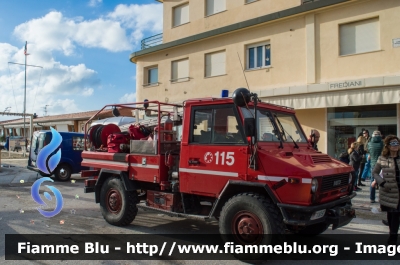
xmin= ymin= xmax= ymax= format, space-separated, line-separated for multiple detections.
xmin=329 ymin=117 xmax=397 ymax=126
xmin=262 ymin=86 xmax=400 ymax=110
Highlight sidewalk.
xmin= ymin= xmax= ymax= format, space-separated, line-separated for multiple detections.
xmin=351 ymin=179 xmax=381 ymax=213
xmin=0 ymin=158 xmax=38 ymax=185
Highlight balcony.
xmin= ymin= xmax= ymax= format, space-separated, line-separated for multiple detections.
xmin=141 ymin=33 xmax=163 ymax=50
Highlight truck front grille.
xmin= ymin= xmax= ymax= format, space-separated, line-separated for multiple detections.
xmin=321 ymin=173 xmax=349 ymax=192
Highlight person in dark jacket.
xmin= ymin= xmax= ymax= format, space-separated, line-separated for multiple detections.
xmin=339 ymin=151 xmax=350 ymax=164
xmin=349 ymin=142 xmax=362 ymax=191
xmin=372 ymin=135 xmax=400 ymax=244
xmin=368 ymin=131 xmax=384 ymax=203
xmin=357 ymin=136 xmax=366 ymax=186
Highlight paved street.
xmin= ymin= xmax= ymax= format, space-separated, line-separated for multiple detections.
xmin=0 ymin=158 xmax=397 ymax=264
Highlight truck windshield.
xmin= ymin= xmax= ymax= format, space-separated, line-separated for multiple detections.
xmin=241 ymin=107 xmax=307 ymax=143
xmin=270 ymin=111 xmax=307 ymax=143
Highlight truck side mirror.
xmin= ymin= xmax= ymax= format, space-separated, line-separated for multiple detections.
xmin=243 ymin=117 xmax=255 ymax=137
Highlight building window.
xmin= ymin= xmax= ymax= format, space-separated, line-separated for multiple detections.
xmin=205 ymin=51 xmax=226 ymax=77
xmin=246 ymin=42 xmax=271 ymax=70
xmin=206 ymin=0 xmax=226 ymax=16
xmin=173 ymin=3 xmax=189 ymax=27
xmin=144 ymin=66 xmax=158 ymax=86
xmin=339 ymin=17 xmax=379 ymax=56
xmin=171 ymin=58 xmax=189 ymax=83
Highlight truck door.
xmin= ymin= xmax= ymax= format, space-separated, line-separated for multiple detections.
xmin=179 ymin=104 xmax=249 ymax=197
xmin=28 ymin=131 xmax=47 ymax=168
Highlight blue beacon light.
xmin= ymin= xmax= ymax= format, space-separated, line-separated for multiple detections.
xmin=221 ymin=90 xmax=229 ymax=98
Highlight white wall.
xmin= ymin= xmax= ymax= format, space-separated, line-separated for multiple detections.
xmin=56 ymin=124 xmax=69 ymax=132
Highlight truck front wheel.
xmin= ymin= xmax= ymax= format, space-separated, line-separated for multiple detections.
xmin=219 ymin=193 xmax=285 ymax=245
xmin=100 ymin=177 xmax=138 ymax=226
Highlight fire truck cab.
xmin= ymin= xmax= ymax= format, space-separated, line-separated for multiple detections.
xmin=83 ymin=88 xmax=356 ymax=243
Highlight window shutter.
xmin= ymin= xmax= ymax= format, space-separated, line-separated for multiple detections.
xmin=215 ymin=0 xmax=226 ymax=13
xmin=172 ymin=59 xmax=189 ymax=81
xmin=174 ymin=3 xmax=189 ymax=27
xmin=206 ymin=0 xmax=226 ymax=16
xmin=206 ymin=51 xmax=226 ymax=77
xmin=340 ymin=17 xmax=379 ymax=56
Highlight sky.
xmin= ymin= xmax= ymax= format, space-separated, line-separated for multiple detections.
xmin=0 ymin=0 xmax=163 ymax=121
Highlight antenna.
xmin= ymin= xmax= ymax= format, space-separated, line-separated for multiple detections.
xmin=43 ymin=105 xmax=50 ymax=116
xmin=4 ymin=107 xmax=11 ymax=113
xmin=237 ymin=52 xmax=250 ymax=90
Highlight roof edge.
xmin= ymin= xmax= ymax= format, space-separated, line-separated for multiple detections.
xmin=130 ymin=0 xmax=350 ymax=63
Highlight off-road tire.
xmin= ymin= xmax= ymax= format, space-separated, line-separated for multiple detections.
xmin=100 ymin=177 xmax=138 ymax=226
xmin=219 ymin=193 xmax=285 ymax=259
xmin=54 ymin=163 xmax=72 ymax=181
xmin=297 ymin=223 xmax=329 ymax=236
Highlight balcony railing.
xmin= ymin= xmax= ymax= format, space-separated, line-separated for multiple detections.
xmin=141 ymin=33 xmax=163 ymax=50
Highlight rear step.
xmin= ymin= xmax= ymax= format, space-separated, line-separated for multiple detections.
xmin=137 ymin=203 xmax=210 ymax=221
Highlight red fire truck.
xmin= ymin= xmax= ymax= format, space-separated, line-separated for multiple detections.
xmin=82 ymin=88 xmax=355 ymax=243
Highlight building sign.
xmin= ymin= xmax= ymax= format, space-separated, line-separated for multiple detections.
xmin=393 ymin=38 xmax=400 ymax=48
xmin=329 ymin=79 xmax=364 ymax=90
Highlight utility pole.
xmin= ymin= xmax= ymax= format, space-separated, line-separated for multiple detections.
xmin=24 ymin=41 xmax=27 ymax=142
xmin=8 ymin=42 xmax=43 ymax=141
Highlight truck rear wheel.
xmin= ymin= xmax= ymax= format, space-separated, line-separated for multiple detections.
xmin=100 ymin=177 xmax=138 ymax=226
xmin=219 ymin=193 xmax=285 ymax=245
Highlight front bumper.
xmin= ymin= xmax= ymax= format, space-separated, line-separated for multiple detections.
xmin=277 ymin=193 xmax=356 ymax=229
xmin=26 ymin=165 xmax=51 ymax=176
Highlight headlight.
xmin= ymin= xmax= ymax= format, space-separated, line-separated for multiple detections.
xmin=311 ymin=178 xmax=318 ymax=193
xmin=348 ymin=173 xmax=352 ymax=184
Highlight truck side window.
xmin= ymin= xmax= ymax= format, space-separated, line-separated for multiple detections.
xmin=212 ymin=108 xmax=242 ymax=144
xmin=190 ymin=106 xmax=245 ymax=144
xmin=191 ymin=109 xmax=212 ymax=143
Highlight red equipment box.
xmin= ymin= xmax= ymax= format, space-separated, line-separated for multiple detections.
xmin=146 ymin=190 xmax=180 ymax=212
